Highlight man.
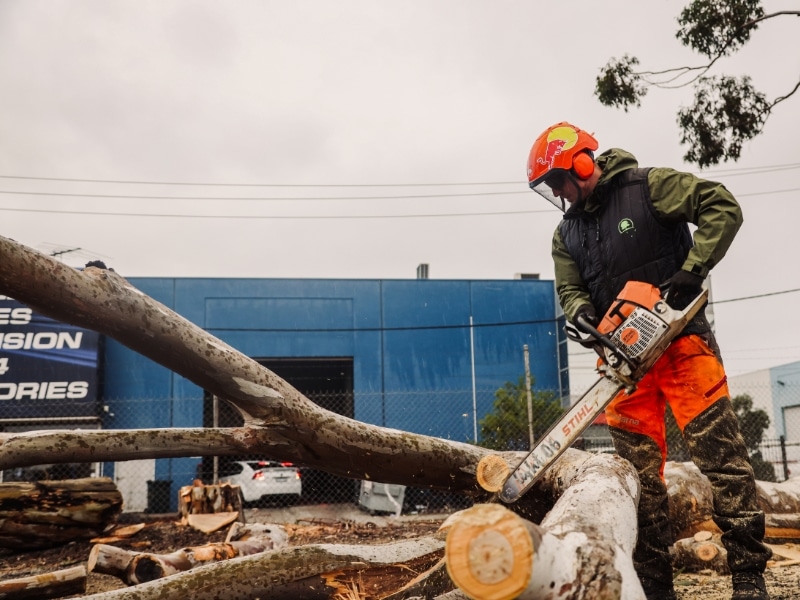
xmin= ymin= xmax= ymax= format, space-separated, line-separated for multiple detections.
xmin=527 ymin=122 xmax=771 ymax=600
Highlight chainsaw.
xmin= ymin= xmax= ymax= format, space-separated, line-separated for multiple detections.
xmin=499 ymin=280 xmax=709 ymax=503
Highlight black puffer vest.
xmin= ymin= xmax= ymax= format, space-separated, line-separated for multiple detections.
xmin=559 ymin=168 xmax=709 ymax=336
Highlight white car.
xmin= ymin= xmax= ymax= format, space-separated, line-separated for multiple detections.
xmin=223 ymin=460 xmax=302 ymax=505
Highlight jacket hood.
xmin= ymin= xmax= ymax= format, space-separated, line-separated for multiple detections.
xmin=574 ymin=148 xmax=639 ymax=214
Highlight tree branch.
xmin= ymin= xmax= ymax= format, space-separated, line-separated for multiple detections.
xmin=0 ymin=235 xmax=499 ymax=495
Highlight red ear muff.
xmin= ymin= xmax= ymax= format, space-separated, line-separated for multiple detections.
xmin=572 ymin=152 xmax=594 ymax=179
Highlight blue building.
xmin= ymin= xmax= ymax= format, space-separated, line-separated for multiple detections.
xmin=104 ymin=276 xmax=568 ymax=422
xmin=98 ymin=276 xmax=568 ymax=509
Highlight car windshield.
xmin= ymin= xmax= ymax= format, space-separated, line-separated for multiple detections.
xmin=247 ymin=460 xmax=294 ymax=469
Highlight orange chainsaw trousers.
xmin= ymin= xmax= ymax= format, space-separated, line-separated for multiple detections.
xmin=604 ymin=334 xmax=730 ymax=479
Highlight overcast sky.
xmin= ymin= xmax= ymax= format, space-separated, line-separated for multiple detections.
xmin=1 ymin=1 xmax=798 ymax=388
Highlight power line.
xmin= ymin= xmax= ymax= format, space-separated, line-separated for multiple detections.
xmin=698 ymin=163 xmax=800 ymax=177
xmin=0 ymin=206 xmax=558 ymax=219
xmin=206 ymin=286 xmax=800 ymax=334
xmin=0 ymin=186 xmax=796 ymax=201
xmin=723 ymin=344 xmax=800 ymax=354
xmin=0 ymin=184 xmax=794 ymax=209
xmin=737 ymin=187 xmax=800 ymax=198
xmin=0 ymin=174 xmax=524 ymax=187
xmin=712 ymin=287 xmax=800 ymax=304
xmin=0 ymin=161 xmax=796 ymax=187
xmin=0 ymin=188 xmax=529 ymax=201
xmin=0 ymin=187 xmax=796 ymax=219
xmin=566 ymin=288 xmax=800 ymax=357
xmin=207 ymin=317 xmax=563 ymax=333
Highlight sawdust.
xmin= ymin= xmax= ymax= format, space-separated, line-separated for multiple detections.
xmin=0 ymin=512 xmax=797 ymax=598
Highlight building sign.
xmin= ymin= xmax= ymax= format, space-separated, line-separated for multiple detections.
xmin=0 ymin=296 xmax=101 ymax=420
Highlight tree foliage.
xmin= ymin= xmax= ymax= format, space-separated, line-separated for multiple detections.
xmin=478 ymin=376 xmax=564 ymax=451
xmin=677 ymin=75 xmax=770 ymax=166
xmin=731 ymin=393 xmax=775 ymax=482
xmin=675 ymin=0 xmax=764 ymax=57
xmin=594 ymin=0 xmax=800 ymax=167
xmin=730 ymin=393 xmax=770 ymax=450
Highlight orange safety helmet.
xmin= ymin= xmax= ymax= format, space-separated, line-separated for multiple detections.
xmin=527 ymin=122 xmax=599 ymax=211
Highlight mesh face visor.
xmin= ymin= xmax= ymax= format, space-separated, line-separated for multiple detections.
xmin=529 ymin=169 xmax=572 ymax=213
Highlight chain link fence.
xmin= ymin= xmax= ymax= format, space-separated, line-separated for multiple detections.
xmin=2 ymin=381 xmax=798 ymax=514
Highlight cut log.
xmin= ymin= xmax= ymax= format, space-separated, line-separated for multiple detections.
xmin=451 ymin=451 xmax=643 ymax=600
xmin=177 ymin=481 xmax=243 ymax=524
xmin=672 ymin=532 xmax=729 ymax=574
xmin=665 ymin=462 xmax=800 ymax=542
xmin=88 ymin=527 xmax=287 ymax=585
xmin=0 ymin=565 xmax=86 ymax=600
xmin=80 ymin=536 xmax=445 ymax=599
xmin=0 ymin=478 xmax=122 ymax=549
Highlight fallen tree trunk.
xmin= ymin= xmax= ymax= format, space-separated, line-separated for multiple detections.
xmin=0 ymin=235 xmax=496 ymax=497
xmin=454 ymin=451 xmax=643 ymax=599
xmin=0 ymin=565 xmax=86 ymax=600
xmin=79 ymin=536 xmax=445 ymax=600
xmin=0 ymin=478 xmax=122 ymax=549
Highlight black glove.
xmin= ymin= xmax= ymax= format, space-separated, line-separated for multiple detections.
xmin=574 ymin=304 xmax=598 ymax=330
xmin=666 ymin=270 xmax=704 ymax=309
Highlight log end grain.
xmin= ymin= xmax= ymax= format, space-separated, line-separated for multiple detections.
xmin=695 ymin=543 xmax=719 ymax=561
xmin=475 ymin=455 xmax=510 ymax=493
xmin=445 ymin=504 xmax=533 ymax=600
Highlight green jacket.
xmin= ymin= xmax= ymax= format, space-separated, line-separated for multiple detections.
xmin=552 ymin=148 xmax=743 ymax=321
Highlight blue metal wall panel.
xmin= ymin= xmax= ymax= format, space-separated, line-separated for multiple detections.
xmin=103 ymin=278 xmax=176 ymax=421
xmin=470 ymin=280 xmax=560 ymax=391
xmin=102 ymin=276 xmax=565 ymax=488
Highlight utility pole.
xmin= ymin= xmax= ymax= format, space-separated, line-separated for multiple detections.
xmin=212 ymin=395 xmax=219 ymax=484
xmin=523 ymin=345 xmax=534 ymax=449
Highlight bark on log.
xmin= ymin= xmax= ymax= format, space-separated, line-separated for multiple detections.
xmin=0 ymin=235 xmax=495 ymax=497
xmin=0 ymin=478 xmax=122 ymax=549
xmin=450 ymin=451 xmax=644 ymax=600
xmin=0 ymin=565 xmax=86 ymax=600
xmin=665 ymin=461 xmax=800 ymax=541
xmin=88 ymin=530 xmax=287 ymax=585
xmin=79 ymin=536 xmax=445 ymax=600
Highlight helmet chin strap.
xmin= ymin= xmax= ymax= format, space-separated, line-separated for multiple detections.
xmin=563 ymin=173 xmax=586 ymax=213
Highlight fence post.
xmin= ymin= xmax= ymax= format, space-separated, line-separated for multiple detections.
xmin=780 ymin=435 xmax=788 ymax=481
xmin=523 ymin=345 xmax=535 ymax=450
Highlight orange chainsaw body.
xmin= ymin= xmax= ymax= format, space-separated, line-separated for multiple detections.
xmin=597 ymin=281 xmax=663 ymax=335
